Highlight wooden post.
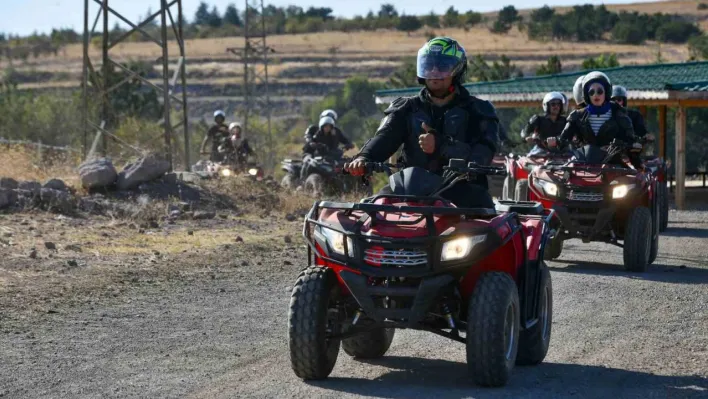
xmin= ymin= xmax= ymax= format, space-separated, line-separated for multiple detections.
xmin=658 ymin=105 xmax=667 ymax=159
xmin=675 ymin=106 xmax=686 ymax=210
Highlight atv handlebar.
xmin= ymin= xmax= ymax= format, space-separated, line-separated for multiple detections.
xmin=444 ymin=159 xmax=507 ymax=176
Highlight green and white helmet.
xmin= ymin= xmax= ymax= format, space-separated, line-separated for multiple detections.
xmin=416 ymin=37 xmax=468 ymax=84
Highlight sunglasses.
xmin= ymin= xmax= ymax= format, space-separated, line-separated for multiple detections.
xmin=589 ymin=88 xmax=605 ymax=97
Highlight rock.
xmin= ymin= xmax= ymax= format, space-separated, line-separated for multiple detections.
xmin=0 ymin=188 xmax=17 ymax=209
xmin=241 ymin=261 xmax=248 ymax=266
xmin=66 ymin=260 xmax=79 ymax=267
xmin=117 ymin=153 xmax=170 ymax=190
xmin=43 ymin=179 xmax=67 ymax=191
xmin=176 ymin=171 xmax=206 ymax=184
xmin=284 ymin=260 xmax=293 ymax=265
xmin=218 ymin=214 xmax=228 ymax=219
xmin=285 ymin=214 xmax=297 ymax=222
xmin=19 ymin=181 xmax=41 ymax=195
xmin=79 ymin=158 xmax=117 ymax=189
xmin=44 ymin=242 xmax=57 ymax=250
xmin=187 ymin=230 xmax=194 ymax=236
xmin=162 ymin=173 xmax=178 ymax=185
xmin=148 ymin=220 xmax=159 ymax=228
xmin=64 ymin=244 xmax=82 ymax=252
xmin=40 ymin=188 xmax=75 ymax=213
xmin=235 ymin=236 xmax=244 ymax=243
xmin=29 ymin=249 xmax=37 ymax=259
xmin=193 ymin=211 xmax=216 ymax=220
xmin=0 ymin=177 xmax=18 ymax=189
xmin=284 ymin=235 xmax=293 ymax=244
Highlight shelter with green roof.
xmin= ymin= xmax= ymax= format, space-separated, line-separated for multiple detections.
xmin=374 ymin=61 xmax=708 ymax=210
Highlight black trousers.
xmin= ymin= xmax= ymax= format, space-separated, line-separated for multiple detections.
xmin=378 ymin=181 xmax=495 ymax=209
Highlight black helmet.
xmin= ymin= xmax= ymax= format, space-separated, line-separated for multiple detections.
xmin=416 ymin=37 xmax=468 ymax=85
xmin=611 ymin=85 xmax=628 ymax=107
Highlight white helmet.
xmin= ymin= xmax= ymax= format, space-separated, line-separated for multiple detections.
xmin=573 ymin=75 xmax=585 ymax=105
xmin=228 ymin=122 xmax=241 ymax=131
xmin=320 ymin=109 xmax=338 ymax=121
xmin=581 ymin=71 xmax=612 ymax=105
xmin=560 ymin=92 xmax=569 ymax=114
xmin=542 ymin=91 xmax=565 ymax=114
xmin=319 ymin=116 xmax=335 ymax=129
xmin=213 ymin=110 xmax=226 ymax=119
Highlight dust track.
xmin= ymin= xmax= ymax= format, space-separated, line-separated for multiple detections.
xmin=1 ymin=211 xmax=707 ymax=398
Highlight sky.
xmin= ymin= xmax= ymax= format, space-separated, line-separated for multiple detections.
xmin=1 ymin=0 xmax=664 ymax=36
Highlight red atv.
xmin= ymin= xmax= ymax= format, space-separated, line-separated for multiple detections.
xmin=288 ymin=159 xmax=555 ymax=387
xmin=527 ymin=139 xmax=660 ymax=270
xmin=503 ymin=135 xmax=572 ymax=202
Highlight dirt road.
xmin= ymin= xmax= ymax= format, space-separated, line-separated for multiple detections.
xmin=2 ymin=211 xmax=707 ymax=398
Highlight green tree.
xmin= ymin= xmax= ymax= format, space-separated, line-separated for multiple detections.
xmin=530 ymin=5 xmax=554 ymax=23
xmin=386 ymin=57 xmax=417 ymax=88
xmin=491 ymin=5 xmax=521 ymax=34
xmin=656 ymin=21 xmax=701 ymax=43
xmin=536 ymin=55 xmax=562 ymax=76
xmin=378 ymin=4 xmax=398 ymax=19
xmin=223 ymin=4 xmax=242 ymax=26
xmin=581 ymin=53 xmax=620 ymax=69
xmin=422 ymin=11 xmax=440 ymax=28
xmin=463 ymin=11 xmax=483 ymax=27
xmin=468 ymin=54 xmax=523 ymax=82
xmin=397 ymin=15 xmax=422 ymax=35
xmin=207 ymin=6 xmax=222 ymax=28
xmin=611 ymin=20 xmax=648 ymax=44
xmin=688 ymin=34 xmax=708 ymax=59
xmin=442 ymin=7 xmax=460 ymax=28
xmin=194 ymin=2 xmax=210 ymax=25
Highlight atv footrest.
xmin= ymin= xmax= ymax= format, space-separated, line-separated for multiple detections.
xmin=495 ymin=200 xmax=544 ymax=215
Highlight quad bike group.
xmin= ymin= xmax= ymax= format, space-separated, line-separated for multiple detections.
xmin=201 ymin=53 xmax=665 ymax=388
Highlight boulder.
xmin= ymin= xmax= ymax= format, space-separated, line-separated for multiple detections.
xmin=117 ymin=154 xmax=170 ymax=190
xmin=0 ymin=188 xmax=17 ymax=209
xmin=79 ymin=158 xmax=117 ymax=189
xmin=0 ymin=177 xmax=19 ymax=190
xmin=19 ymin=181 xmax=41 ymax=195
xmin=43 ymin=178 xmax=67 ymax=191
xmin=40 ymin=188 xmax=75 ymax=214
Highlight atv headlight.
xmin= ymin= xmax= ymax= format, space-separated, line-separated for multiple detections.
xmin=320 ymin=227 xmax=354 ymax=257
xmin=248 ymin=168 xmax=258 ymax=176
xmin=220 ymin=168 xmax=232 ymax=177
xmin=441 ymin=235 xmax=487 ymax=262
xmin=537 ymin=179 xmax=558 ymax=197
xmin=612 ymin=184 xmax=636 ymax=199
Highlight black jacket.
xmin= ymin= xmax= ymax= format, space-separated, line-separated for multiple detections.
xmin=358 ymin=86 xmax=499 ymax=174
xmin=558 ymin=102 xmax=641 ymax=167
xmin=521 ymin=114 xmax=566 ymax=141
xmin=303 ymin=125 xmax=352 ymax=155
xmin=627 ymin=109 xmax=648 ymax=138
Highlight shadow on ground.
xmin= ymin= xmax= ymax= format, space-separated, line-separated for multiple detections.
xmin=547 ymin=260 xmax=708 ymax=284
xmin=308 ymin=356 xmax=707 ymax=399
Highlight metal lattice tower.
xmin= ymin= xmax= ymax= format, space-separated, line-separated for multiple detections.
xmin=226 ymin=0 xmax=273 ymax=168
xmin=81 ymin=0 xmax=189 ymax=171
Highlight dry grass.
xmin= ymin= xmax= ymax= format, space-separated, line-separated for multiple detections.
xmin=0 ymin=146 xmax=81 ymax=187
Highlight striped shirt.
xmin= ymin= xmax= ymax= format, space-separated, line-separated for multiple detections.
xmin=588 ymin=109 xmax=612 ymax=135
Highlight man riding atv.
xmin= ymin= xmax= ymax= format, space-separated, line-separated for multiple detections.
xmin=505 ymin=92 xmax=570 ymax=201
xmin=227 ymin=122 xmax=255 ymax=166
xmin=200 ymin=110 xmax=230 ymax=162
xmin=303 ymin=113 xmax=354 ymax=157
xmin=547 ymin=71 xmax=643 ymax=169
xmin=345 ymin=36 xmax=500 ymax=209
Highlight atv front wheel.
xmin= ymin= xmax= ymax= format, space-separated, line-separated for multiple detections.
xmin=304 ymin=173 xmax=325 ymax=197
xmin=281 ymin=174 xmax=298 ymax=190
xmin=466 ymin=272 xmax=520 ymax=387
xmin=649 ymin=200 xmax=660 ymax=265
xmin=502 ymin=176 xmax=513 ymax=200
xmin=288 ymin=266 xmax=341 ymax=380
xmin=623 ymin=207 xmax=652 ymax=272
xmin=543 ymin=233 xmax=563 ymax=261
xmin=342 ymin=328 xmax=395 ymax=359
xmin=516 ymin=266 xmax=552 ymax=365
xmin=514 ymin=179 xmax=529 ymax=202
xmin=659 ymin=182 xmax=669 ymax=232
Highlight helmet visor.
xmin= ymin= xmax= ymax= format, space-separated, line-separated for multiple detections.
xmin=417 ymin=52 xmax=460 ymax=80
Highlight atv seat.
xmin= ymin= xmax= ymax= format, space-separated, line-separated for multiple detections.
xmin=495 ymin=200 xmax=544 ymax=216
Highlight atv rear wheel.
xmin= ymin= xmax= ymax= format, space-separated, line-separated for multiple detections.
xmin=516 ymin=266 xmax=552 ymax=365
xmin=466 ymin=272 xmax=520 ymax=387
xmin=281 ymin=174 xmax=298 ymax=190
xmin=304 ymin=173 xmax=325 ymax=197
xmin=649 ymin=200 xmax=660 ymax=265
xmin=288 ymin=266 xmax=341 ymax=380
xmin=514 ymin=179 xmax=529 ymax=202
xmin=544 ymin=233 xmax=563 ymax=261
xmin=342 ymin=328 xmax=395 ymax=359
xmin=659 ymin=182 xmax=669 ymax=232
xmin=623 ymin=207 xmax=652 ymax=272
xmin=502 ymin=176 xmax=513 ymax=200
